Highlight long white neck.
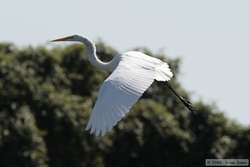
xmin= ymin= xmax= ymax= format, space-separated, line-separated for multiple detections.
xmin=77 ymin=36 xmax=119 ymax=71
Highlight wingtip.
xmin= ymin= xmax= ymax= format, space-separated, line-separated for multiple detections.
xmin=85 ymin=125 xmax=110 ymax=137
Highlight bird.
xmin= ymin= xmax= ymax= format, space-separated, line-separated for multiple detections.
xmin=51 ymin=35 xmax=194 ymax=136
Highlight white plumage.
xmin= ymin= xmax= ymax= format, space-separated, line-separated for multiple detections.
xmin=86 ymin=51 xmax=173 ymax=136
xmin=51 ymin=35 xmax=175 ymax=136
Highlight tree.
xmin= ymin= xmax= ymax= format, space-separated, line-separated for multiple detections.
xmin=0 ymin=42 xmax=249 ymax=167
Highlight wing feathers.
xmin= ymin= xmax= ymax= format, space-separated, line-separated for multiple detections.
xmin=86 ymin=52 xmax=173 ymax=136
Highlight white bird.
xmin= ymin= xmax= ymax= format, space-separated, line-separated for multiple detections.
xmin=51 ymin=35 xmax=194 ymax=136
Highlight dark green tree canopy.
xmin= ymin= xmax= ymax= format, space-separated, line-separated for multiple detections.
xmin=0 ymin=42 xmax=249 ymax=167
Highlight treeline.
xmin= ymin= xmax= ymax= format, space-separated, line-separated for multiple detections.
xmin=0 ymin=42 xmax=249 ymax=167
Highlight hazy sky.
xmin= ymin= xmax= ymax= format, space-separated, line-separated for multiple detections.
xmin=0 ymin=0 xmax=249 ymax=125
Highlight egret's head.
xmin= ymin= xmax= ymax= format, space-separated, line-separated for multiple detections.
xmin=50 ymin=35 xmax=81 ymax=42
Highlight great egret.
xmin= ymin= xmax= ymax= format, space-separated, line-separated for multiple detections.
xmin=51 ymin=35 xmax=194 ymax=136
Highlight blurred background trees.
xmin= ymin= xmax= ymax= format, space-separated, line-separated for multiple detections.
xmin=0 ymin=42 xmax=249 ymax=167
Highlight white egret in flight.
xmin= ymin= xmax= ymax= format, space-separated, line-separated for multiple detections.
xmin=51 ymin=35 xmax=194 ymax=136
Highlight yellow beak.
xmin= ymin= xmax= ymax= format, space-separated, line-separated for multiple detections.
xmin=50 ymin=35 xmax=75 ymax=42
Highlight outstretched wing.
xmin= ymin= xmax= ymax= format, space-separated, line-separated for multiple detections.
xmin=86 ymin=51 xmax=173 ymax=136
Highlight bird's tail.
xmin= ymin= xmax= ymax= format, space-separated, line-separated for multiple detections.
xmin=155 ymin=63 xmax=173 ymax=81
xmin=166 ymin=82 xmax=196 ymax=114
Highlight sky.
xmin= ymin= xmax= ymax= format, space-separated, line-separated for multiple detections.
xmin=0 ymin=0 xmax=249 ymax=125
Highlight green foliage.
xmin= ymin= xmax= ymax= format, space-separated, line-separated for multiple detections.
xmin=0 ymin=42 xmax=249 ymax=167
